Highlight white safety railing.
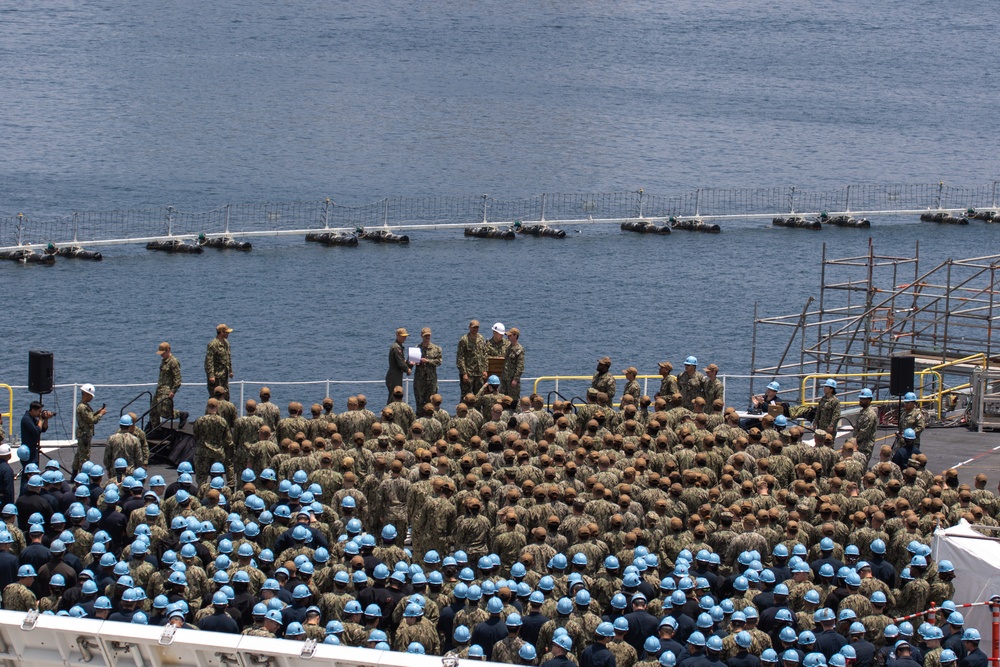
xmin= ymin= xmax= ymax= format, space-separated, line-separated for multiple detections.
xmin=0 ymin=609 xmax=498 ymax=667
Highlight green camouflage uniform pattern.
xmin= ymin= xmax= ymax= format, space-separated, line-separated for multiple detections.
xmin=501 ymin=342 xmax=526 ymax=401
xmin=813 ymin=395 xmax=841 ymax=434
xmin=457 ymin=332 xmax=488 ymax=396
xmin=74 ymin=401 xmax=103 ymax=475
xmin=900 ymin=406 xmax=926 ymax=443
xmin=657 ymin=375 xmax=680 ymax=399
xmin=609 ymin=639 xmax=638 ymax=667
xmin=678 ymin=370 xmax=707 ymax=408
xmin=2 ymin=583 xmax=36 ymax=611
xmin=591 ymin=372 xmax=617 ymax=401
xmin=704 ymin=378 xmax=725 ymax=412
xmin=151 ymin=355 xmax=182 ymax=428
xmin=255 ymin=401 xmax=281 ymax=434
xmin=205 ymin=337 xmax=232 ymax=396
xmin=194 ymin=414 xmax=234 ymax=481
xmin=232 ymin=415 xmax=265 ymax=472
xmin=493 ymin=635 xmax=527 ymax=664
xmin=105 ymin=430 xmax=142 ymax=471
xmin=854 ymin=405 xmax=879 ymax=458
xmin=414 ymin=342 xmax=443 ymax=412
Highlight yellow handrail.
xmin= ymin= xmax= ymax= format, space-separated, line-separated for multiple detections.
xmin=0 ymin=385 xmax=12 ymax=444
xmin=799 ymin=371 xmax=944 ymax=418
xmin=924 ymin=353 xmax=987 ymax=372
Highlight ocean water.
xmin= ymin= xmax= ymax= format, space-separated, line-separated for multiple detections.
xmin=0 ymin=0 xmax=998 ymax=439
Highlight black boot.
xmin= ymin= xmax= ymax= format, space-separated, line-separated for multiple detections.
xmin=178 ymin=411 xmax=189 ymax=429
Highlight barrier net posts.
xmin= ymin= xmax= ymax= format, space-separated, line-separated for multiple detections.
xmin=991 ymin=595 xmax=1000 ymax=666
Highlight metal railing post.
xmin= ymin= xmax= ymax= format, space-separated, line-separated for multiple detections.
xmin=71 ymin=384 xmax=79 ymax=441
xmin=239 ymin=381 xmax=245 ymax=417
xmin=481 ymin=194 xmax=489 ymax=224
xmin=540 ymin=193 xmax=546 ymax=223
xmin=325 ymin=381 xmax=331 ymax=400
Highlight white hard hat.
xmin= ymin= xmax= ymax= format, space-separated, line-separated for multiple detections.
xmin=0 ymin=444 xmax=10 ymax=458
xmin=492 ymin=322 xmax=506 ymax=335
xmin=81 ymin=384 xmax=96 ymax=397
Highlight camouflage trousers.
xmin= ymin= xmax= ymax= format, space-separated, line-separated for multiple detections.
xmin=461 ymin=375 xmax=485 ymax=398
xmin=72 ymin=437 xmax=92 ymax=476
xmin=207 ymin=375 xmax=229 ymax=398
xmin=149 ymin=390 xmax=176 ymax=429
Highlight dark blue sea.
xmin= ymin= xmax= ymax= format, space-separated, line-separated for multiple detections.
xmin=1 ymin=0 xmax=998 ymax=439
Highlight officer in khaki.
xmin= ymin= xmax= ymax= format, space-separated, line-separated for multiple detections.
xmin=205 ymin=323 xmax=234 ymax=397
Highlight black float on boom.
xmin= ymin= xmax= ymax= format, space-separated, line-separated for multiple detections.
xmin=670 ymin=218 xmax=721 ymax=233
xmin=305 ymin=232 xmax=359 ymax=247
xmin=773 ymin=216 xmax=822 ymax=230
xmin=146 ymin=240 xmax=204 ymax=253
xmin=44 ymin=243 xmax=103 ymax=260
xmin=198 ymin=234 xmax=252 ymax=251
xmin=464 ymin=225 xmax=516 ymax=240
xmin=356 ymin=227 xmax=410 ymax=244
xmin=620 ymin=220 xmax=671 ymax=234
xmin=920 ymin=212 xmax=968 ymax=225
xmin=0 ymin=249 xmax=55 ymax=265
xmin=515 ymin=222 xmax=566 ymax=238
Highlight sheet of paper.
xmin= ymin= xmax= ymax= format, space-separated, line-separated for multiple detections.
xmin=408 ymin=347 xmax=422 ymax=364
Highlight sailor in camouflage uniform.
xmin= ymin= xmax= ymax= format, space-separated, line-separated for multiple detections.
xmin=73 ymin=384 xmax=106 ymax=476
xmin=458 ymin=320 xmax=488 ymax=397
xmin=501 ymin=328 xmax=526 ymax=401
xmin=413 ymin=327 xmax=443 ymax=411
xmin=150 ymin=342 xmax=182 ymax=429
xmin=193 ymin=399 xmax=234 ymax=482
xmin=591 ymin=357 xmax=617 ymax=402
xmin=205 ymin=323 xmax=234 ymax=397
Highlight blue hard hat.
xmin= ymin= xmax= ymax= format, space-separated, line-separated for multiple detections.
xmin=737 ymin=631 xmax=753 ymax=648
xmin=823 ymin=378 xmax=837 ymax=389
xmin=468 ymin=645 xmax=484 ymax=658
xmin=767 ymin=381 xmax=781 ymax=392
xmin=597 ymin=622 xmax=616 ymax=638
xmin=775 ymin=415 xmax=788 ymax=427
xmin=903 ymin=428 xmax=916 ymax=439
xmin=557 ymin=597 xmax=573 ymax=615
xmin=555 ymin=634 xmax=574 ymax=651
xmin=904 ymin=392 xmax=917 ymax=402
xmin=119 ymin=415 xmax=133 ymax=427
xmin=687 ymin=631 xmax=706 ymax=647
xmin=488 ymin=375 xmax=500 ymax=385
xmin=859 ymin=388 xmax=873 ymax=399
xmin=506 ymin=612 xmax=523 ymax=627
xmin=780 ymin=627 xmax=797 ymax=643
xmin=575 ymin=590 xmax=591 ymax=606
xmin=941 ymin=650 xmax=958 ymax=663
xmin=707 ymin=636 xmax=724 ymax=652
xmin=454 ymin=625 xmax=471 ymax=643
xmin=685 ymin=356 xmax=698 ymax=366
xmin=963 ymin=628 xmax=981 ymax=641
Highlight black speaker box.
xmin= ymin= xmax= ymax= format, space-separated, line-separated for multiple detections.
xmin=889 ymin=355 xmax=915 ymax=395
xmin=28 ymin=350 xmax=54 ymax=395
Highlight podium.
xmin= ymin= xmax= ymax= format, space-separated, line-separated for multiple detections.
xmin=488 ymin=357 xmax=505 ymax=376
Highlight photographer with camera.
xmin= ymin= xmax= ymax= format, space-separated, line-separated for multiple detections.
xmin=20 ymin=401 xmax=53 ymax=469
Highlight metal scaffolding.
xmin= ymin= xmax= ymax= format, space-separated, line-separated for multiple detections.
xmin=750 ymin=240 xmax=1000 ymax=405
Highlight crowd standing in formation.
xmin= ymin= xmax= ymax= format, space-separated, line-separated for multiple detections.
xmin=0 ymin=321 xmax=990 ymax=667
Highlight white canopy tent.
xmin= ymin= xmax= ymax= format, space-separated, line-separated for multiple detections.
xmin=932 ymin=518 xmax=1000 ymax=631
